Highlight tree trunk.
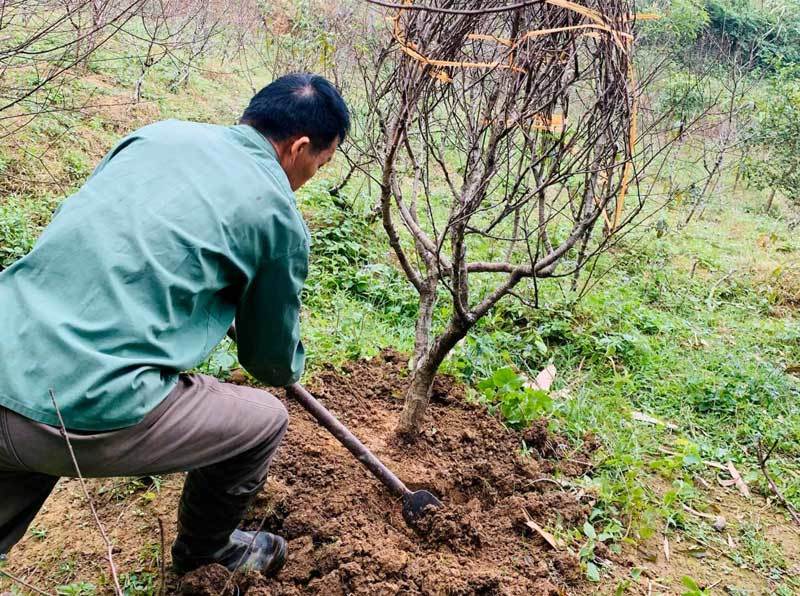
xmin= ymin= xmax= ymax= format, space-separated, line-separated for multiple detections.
xmin=396 ymin=358 xmax=438 ymax=438
xmin=765 ymin=188 xmax=777 ymax=213
xmin=411 ymin=282 xmax=436 ymax=369
xmin=396 ymin=320 xmax=468 ymax=437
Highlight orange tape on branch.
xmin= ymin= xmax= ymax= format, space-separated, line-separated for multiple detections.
xmin=387 ymin=0 xmax=652 ymax=230
xmin=391 ymin=0 xmax=647 ymax=73
xmin=612 ymin=50 xmax=637 ymax=232
xmin=531 ymin=113 xmax=565 ymax=132
xmin=468 ymin=23 xmax=634 ymax=48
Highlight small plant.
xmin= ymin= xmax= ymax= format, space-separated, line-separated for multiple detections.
xmin=579 ymin=516 xmax=624 ymax=583
xmin=56 ymin=559 xmax=78 ymax=582
xmin=737 ymin=521 xmax=787 ymax=575
xmin=681 ymin=576 xmax=710 ymax=596
xmin=56 ymin=582 xmax=96 ymax=596
xmin=29 ymin=525 xmax=47 ymax=540
xmin=120 ymin=571 xmax=156 ymax=596
xmin=476 ymin=367 xmax=552 ymax=429
xmin=196 ymin=339 xmax=239 ymax=379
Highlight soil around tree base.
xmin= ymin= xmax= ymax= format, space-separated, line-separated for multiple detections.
xmin=179 ymin=350 xmax=598 ymax=595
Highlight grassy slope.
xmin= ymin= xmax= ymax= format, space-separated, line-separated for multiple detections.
xmin=1 ymin=43 xmax=800 ymax=595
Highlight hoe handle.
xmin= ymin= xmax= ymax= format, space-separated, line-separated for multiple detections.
xmin=287 ymin=383 xmax=409 ymax=498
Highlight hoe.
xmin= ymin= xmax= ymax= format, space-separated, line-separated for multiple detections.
xmin=286 ymin=383 xmax=443 ymax=526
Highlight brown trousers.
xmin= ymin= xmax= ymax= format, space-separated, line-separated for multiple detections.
xmin=0 ymin=373 xmax=288 ymax=556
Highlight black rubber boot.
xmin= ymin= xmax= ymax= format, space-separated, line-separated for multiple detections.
xmin=172 ymin=529 xmax=287 ymax=576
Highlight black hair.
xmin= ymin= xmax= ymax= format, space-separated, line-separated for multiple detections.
xmin=240 ymin=73 xmax=350 ymax=152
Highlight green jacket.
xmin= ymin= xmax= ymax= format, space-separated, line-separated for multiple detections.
xmin=0 ymin=120 xmax=309 ymax=430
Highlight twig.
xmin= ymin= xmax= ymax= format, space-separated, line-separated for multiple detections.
xmin=218 ymin=514 xmax=269 ymax=596
xmin=530 ymin=477 xmax=567 ymax=490
xmin=157 ymin=517 xmax=166 ymax=596
xmin=0 ymin=568 xmax=53 ymax=596
xmin=48 ymin=389 xmax=123 ymax=596
xmin=756 ymin=437 xmax=800 ymax=526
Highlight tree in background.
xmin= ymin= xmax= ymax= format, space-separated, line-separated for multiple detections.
xmin=0 ymin=0 xmax=264 ymax=137
xmin=742 ymin=66 xmax=800 ymax=209
xmin=635 ymin=0 xmax=800 ymax=224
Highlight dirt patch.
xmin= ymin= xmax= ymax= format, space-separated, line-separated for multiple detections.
xmin=193 ymin=350 xmax=593 ymax=595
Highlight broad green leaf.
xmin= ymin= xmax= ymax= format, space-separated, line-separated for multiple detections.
xmin=583 ymin=521 xmax=597 ymax=539
xmin=586 ymin=562 xmax=601 ymax=582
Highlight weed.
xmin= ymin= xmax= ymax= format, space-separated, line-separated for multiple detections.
xmin=56 ymin=582 xmax=96 ymax=596
xmin=195 ymin=338 xmax=239 ymax=379
xmin=736 ymin=521 xmax=787 ymax=575
xmin=475 ymin=367 xmax=553 ymax=429
xmin=680 ymin=576 xmax=710 ymax=596
xmin=578 ymin=519 xmax=622 ymax=582
xmin=97 ymin=476 xmax=164 ymax=501
xmin=55 ymin=559 xmax=78 ymax=582
xmin=119 ymin=572 xmax=156 ymax=596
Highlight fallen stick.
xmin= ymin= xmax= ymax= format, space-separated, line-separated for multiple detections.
xmin=157 ymin=516 xmax=166 ymax=596
xmin=0 ymin=568 xmax=52 ymax=596
xmin=49 ymin=389 xmax=123 ymax=596
xmin=756 ymin=437 xmax=800 ymax=527
xmin=723 ymin=461 xmax=750 ymax=498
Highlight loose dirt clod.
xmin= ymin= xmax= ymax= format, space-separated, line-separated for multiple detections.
xmin=184 ymin=350 xmax=593 ymax=595
xmin=411 ymin=500 xmax=484 ymax=552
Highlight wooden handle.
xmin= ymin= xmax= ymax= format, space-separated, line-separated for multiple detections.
xmin=286 ymin=383 xmax=409 ymax=498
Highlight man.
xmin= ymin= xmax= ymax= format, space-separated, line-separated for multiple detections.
xmin=0 ymin=73 xmax=349 ymax=576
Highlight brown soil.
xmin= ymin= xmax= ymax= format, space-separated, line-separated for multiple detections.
xmin=180 ymin=350 xmax=597 ymax=595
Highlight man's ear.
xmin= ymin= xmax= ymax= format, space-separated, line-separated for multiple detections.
xmin=290 ymin=136 xmax=312 ymax=160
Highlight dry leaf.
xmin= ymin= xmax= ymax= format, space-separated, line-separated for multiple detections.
xmin=632 ymin=411 xmax=679 ymax=430
xmin=726 ymin=461 xmax=751 ymax=498
xmin=663 ymin=535 xmax=670 ymax=562
xmin=524 ymin=518 xmax=562 ymax=550
xmin=227 ymin=368 xmax=249 ymax=384
xmin=682 ymin=504 xmax=715 ymax=520
xmin=786 ymin=364 xmax=800 ymax=376
xmin=727 ymin=533 xmax=736 ymax=548
xmin=534 ymin=364 xmax=557 ymax=391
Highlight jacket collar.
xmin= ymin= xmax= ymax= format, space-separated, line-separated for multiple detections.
xmin=233 ymin=124 xmax=293 ymax=198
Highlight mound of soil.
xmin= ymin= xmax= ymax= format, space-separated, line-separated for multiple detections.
xmin=180 ymin=350 xmax=598 ymax=595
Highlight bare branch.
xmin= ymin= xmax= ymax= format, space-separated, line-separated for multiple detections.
xmin=48 ymin=389 xmax=123 ymax=596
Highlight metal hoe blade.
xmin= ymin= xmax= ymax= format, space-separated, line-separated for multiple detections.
xmin=402 ymin=489 xmax=443 ymax=525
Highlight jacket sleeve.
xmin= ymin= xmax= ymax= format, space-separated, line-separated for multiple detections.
xmin=234 ymin=245 xmax=308 ymax=387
